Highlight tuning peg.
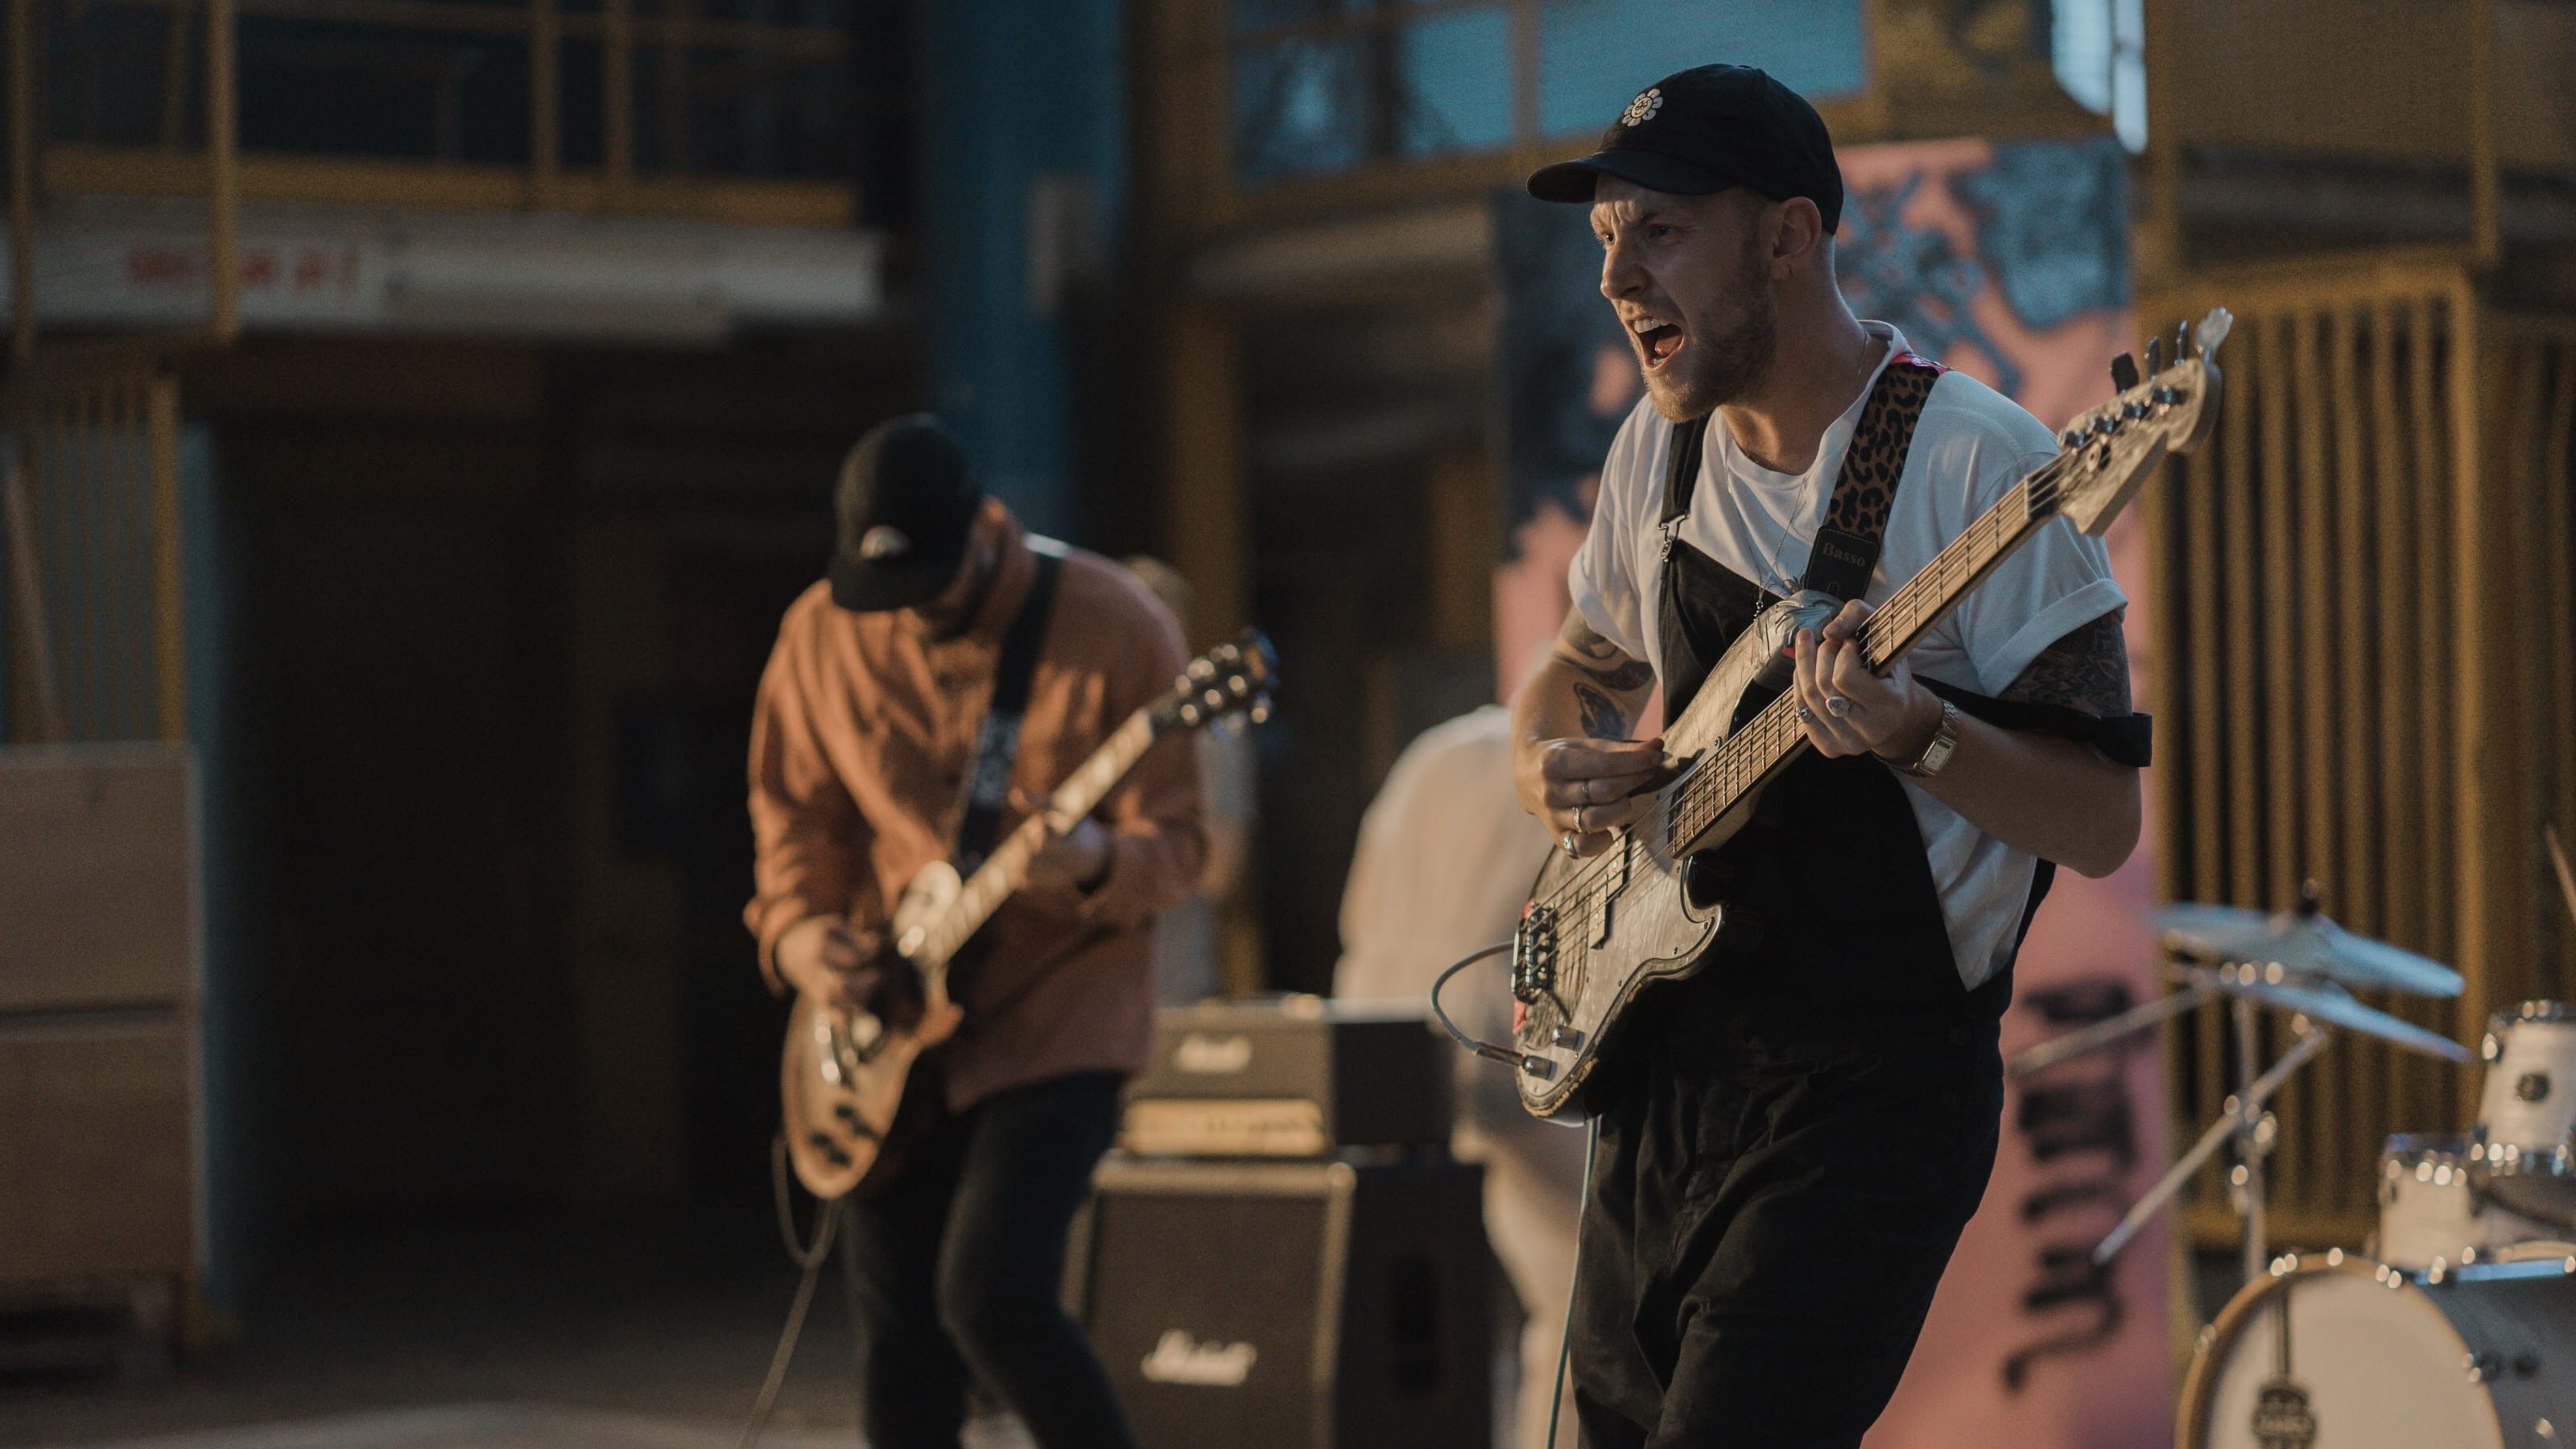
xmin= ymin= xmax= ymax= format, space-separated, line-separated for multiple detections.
xmin=2194 ymin=306 xmax=2234 ymax=357
xmin=2110 ymin=353 xmax=2140 ymax=392
xmin=2174 ymin=317 xmax=2192 ymax=362
xmin=2145 ymin=336 xmax=2165 ymax=374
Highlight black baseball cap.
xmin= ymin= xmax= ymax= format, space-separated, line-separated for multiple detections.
xmin=1525 ymin=64 xmax=1843 ymax=231
xmin=828 ymin=415 xmax=984 ymax=613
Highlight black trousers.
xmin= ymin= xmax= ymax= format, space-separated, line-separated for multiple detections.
xmin=836 ymin=1070 xmax=1137 ymax=1449
xmin=1569 ymin=1005 xmax=2004 ymax=1449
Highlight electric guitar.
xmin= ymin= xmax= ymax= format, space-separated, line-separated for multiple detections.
xmin=1508 ymin=310 xmax=2235 ymax=1118
xmin=782 ymin=631 xmax=1277 ymax=1198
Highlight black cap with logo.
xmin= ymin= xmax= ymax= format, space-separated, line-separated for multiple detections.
xmin=828 ymin=415 xmax=985 ymax=613
xmin=1525 ymin=63 xmax=1842 ymax=231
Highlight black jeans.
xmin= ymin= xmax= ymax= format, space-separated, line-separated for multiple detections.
xmin=1569 ymin=1008 xmax=2003 ymax=1449
xmin=836 ymin=1070 xmax=1137 ymax=1449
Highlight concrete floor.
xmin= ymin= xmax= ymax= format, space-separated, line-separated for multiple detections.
xmin=0 ymin=1208 xmax=1030 ymax=1449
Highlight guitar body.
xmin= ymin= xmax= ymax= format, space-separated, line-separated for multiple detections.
xmin=1508 ymin=598 xmax=1827 ymax=1119
xmin=781 ymin=863 xmax=967 ymax=1199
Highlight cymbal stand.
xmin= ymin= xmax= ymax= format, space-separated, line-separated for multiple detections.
xmin=2006 ymin=976 xmax=2222 ymax=1079
xmin=2231 ymin=994 xmax=2269 ymax=1286
xmin=2092 ymin=1018 xmax=2330 ymax=1269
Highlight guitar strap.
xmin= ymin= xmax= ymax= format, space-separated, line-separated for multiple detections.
xmin=1656 ymin=353 xmax=1946 ymax=605
xmin=952 ymin=546 xmax=1063 ymax=875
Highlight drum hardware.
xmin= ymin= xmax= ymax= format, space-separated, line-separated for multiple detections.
xmin=2091 ymin=1017 xmax=2326 ymax=1272
xmin=2008 ymin=890 xmax=2475 ymax=1286
xmin=2545 ymin=822 xmax=2576 ymax=934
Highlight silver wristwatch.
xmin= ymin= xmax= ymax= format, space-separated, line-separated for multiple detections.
xmin=1893 ymin=700 xmax=1961 ymax=779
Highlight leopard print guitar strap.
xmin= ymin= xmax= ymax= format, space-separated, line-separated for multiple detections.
xmin=1656 ymin=351 xmax=1947 ymax=604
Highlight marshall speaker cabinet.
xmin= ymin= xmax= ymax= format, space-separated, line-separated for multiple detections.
xmin=1121 ymin=996 xmax=1451 ymax=1157
xmin=1066 ymin=1155 xmax=1489 ymax=1449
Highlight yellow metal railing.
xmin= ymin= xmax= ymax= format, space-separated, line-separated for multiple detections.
xmin=20 ymin=0 xmax=853 ymax=225
xmin=2139 ymin=254 xmax=2576 ymax=1247
xmin=2 ymin=364 xmax=184 ymax=744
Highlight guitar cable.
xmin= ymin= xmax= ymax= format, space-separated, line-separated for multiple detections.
xmin=739 ymin=1133 xmax=845 ymax=1449
xmin=1426 ymin=939 xmax=1596 ymax=1449
xmin=1428 ymin=940 xmax=1525 ymax=1067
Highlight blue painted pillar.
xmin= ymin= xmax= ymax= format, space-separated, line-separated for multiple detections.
xmin=917 ymin=0 xmax=1127 ymax=540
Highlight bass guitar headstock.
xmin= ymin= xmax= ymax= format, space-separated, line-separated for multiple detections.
xmin=2048 ymin=306 xmax=2233 ymax=536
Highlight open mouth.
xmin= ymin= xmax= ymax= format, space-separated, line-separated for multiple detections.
xmin=1631 ymin=314 xmax=1685 ymax=371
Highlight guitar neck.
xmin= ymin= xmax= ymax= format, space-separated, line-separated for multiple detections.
xmin=1666 ymin=465 xmax=2059 ymax=853
xmin=915 ymin=708 xmax=1162 ymax=973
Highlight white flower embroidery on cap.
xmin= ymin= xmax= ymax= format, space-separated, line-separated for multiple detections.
xmin=859 ymin=524 xmax=912 ymax=561
xmin=1621 ymin=88 xmax=1663 ymax=127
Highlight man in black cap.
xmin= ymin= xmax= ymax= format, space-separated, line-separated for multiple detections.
xmin=1508 ymin=65 xmax=2148 ymax=1444
xmin=745 ymin=415 xmax=1206 ymax=1447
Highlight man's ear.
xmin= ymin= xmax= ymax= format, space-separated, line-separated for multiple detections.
xmin=1771 ymin=196 xmax=1827 ymax=275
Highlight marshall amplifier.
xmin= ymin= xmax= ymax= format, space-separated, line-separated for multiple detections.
xmin=1121 ymin=996 xmax=1451 ymax=1157
xmin=1065 ymin=1155 xmax=1489 ymax=1449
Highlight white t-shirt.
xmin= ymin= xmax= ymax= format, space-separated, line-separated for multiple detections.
xmin=1568 ymin=321 xmax=2126 ymax=990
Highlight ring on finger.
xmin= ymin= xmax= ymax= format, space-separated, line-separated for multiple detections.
xmin=1562 ymin=831 xmax=1579 ymax=857
xmin=1826 ymin=694 xmax=1853 ymax=719
xmin=1794 ymin=703 xmax=1813 ymax=722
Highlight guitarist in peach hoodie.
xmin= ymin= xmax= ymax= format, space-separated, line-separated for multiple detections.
xmin=745 ymin=415 xmax=1204 ymax=1449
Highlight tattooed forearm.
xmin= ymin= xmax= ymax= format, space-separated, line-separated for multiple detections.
xmin=1572 ymin=683 xmax=1634 ymax=740
xmin=2002 ymin=609 xmax=2132 ymax=716
xmin=1553 ymin=614 xmax=1657 ymax=693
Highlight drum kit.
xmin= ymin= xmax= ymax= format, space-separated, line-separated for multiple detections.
xmin=2011 ymin=826 xmax=2576 ymax=1449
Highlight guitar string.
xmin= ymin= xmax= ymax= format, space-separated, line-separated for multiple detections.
xmin=1540 ymin=444 xmax=2088 ymax=921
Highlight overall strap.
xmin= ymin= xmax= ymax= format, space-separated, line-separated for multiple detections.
xmin=953 ymin=547 xmax=1063 ymax=873
xmin=1656 ymin=412 xmax=1712 ymax=544
xmin=1802 ymin=353 xmax=1945 ymax=601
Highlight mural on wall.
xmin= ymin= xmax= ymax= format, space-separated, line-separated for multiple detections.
xmin=1493 ymin=134 xmax=2174 ymax=1449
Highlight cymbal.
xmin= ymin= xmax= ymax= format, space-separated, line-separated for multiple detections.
xmin=2152 ymin=902 xmax=2464 ymax=998
xmin=2172 ymin=963 xmax=2472 ymax=1063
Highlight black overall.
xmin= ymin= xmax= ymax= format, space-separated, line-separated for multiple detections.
xmin=1570 ymin=359 xmax=2037 ymax=1449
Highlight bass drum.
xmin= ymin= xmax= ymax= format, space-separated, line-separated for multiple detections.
xmin=2179 ymin=1249 xmax=2576 ymax=1449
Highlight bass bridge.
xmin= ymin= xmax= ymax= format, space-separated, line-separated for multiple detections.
xmin=1511 ymin=904 xmax=1558 ymax=1005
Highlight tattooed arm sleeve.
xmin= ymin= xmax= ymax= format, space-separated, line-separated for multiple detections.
xmin=2000 ymin=609 xmax=2132 ymax=717
xmin=1548 ymin=611 xmax=1657 ymax=739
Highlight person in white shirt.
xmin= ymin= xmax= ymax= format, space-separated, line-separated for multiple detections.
xmin=1508 ymin=64 xmax=2145 ymax=1447
xmin=1333 ymin=705 xmax=1581 ymax=1449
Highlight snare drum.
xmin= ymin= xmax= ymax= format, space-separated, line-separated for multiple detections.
xmin=2472 ymin=1004 xmax=2576 ymax=1227
xmin=2179 ymin=1249 xmax=2576 ymax=1449
xmin=2380 ymin=1133 xmax=2559 ymax=1269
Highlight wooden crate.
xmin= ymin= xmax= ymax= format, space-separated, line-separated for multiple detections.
xmin=0 ymin=1013 xmax=197 ymax=1287
xmin=0 ymin=747 xmax=194 ymax=1013
xmin=0 ymin=747 xmax=200 ymax=1360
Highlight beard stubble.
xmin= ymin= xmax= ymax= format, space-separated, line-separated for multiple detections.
xmin=1644 ymin=233 xmax=1779 ymax=424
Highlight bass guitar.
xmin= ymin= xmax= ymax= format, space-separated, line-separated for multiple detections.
xmin=782 ymin=631 xmax=1277 ymax=1198
xmin=1508 ymin=310 xmax=2234 ymax=1118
